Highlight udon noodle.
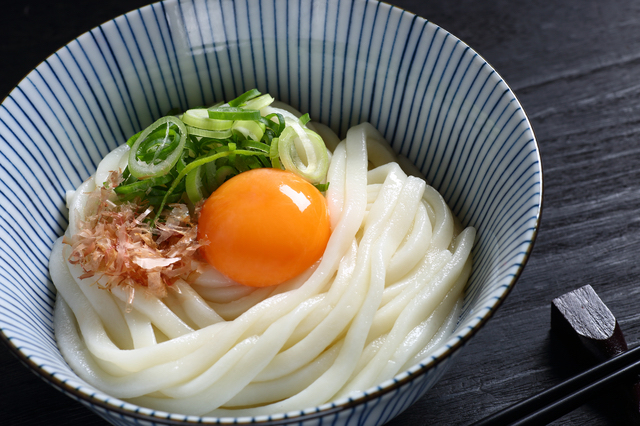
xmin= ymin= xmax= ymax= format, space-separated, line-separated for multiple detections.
xmin=49 ymin=119 xmax=475 ymax=416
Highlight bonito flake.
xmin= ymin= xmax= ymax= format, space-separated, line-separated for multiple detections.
xmin=64 ymin=171 xmax=203 ymax=299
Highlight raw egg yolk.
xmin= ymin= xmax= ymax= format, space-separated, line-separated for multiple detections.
xmin=198 ymin=168 xmax=331 ymax=287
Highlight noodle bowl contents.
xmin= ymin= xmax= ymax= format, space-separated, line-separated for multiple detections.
xmin=49 ymin=89 xmax=476 ymax=416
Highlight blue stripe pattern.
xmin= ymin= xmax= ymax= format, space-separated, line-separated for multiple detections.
xmin=0 ymin=0 xmax=542 ymax=425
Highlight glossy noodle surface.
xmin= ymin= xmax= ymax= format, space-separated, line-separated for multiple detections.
xmin=49 ymin=121 xmax=475 ymax=417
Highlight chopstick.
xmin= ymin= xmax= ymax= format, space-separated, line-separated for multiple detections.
xmin=471 ymin=344 xmax=640 ymax=425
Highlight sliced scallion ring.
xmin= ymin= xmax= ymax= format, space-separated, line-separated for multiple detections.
xmin=227 ymin=89 xmax=262 ymax=107
xmin=182 ymin=109 xmax=233 ymax=130
xmin=244 ymin=93 xmax=274 ymax=111
xmin=232 ymin=120 xmax=265 ymax=142
xmin=278 ymin=125 xmax=329 ymax=184
xmin=238 ymin=140 xmax=270 ymax=153
xmin=128 ymin=116 xmax=187 ymax=179
xmin=262 ymin=113 xmax=286 ymax=137
xmin=208 ymin=107 xmax=261 ymax=121
xmin=186 ymin=125 xmax=233 ymax=139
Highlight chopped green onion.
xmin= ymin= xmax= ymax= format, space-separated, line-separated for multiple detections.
xmin=137 ymin=129 xmax=180 ymax=163
xmin=153 ymin=148 xmax=267 ymax=223
xmin=176 ymin=154 xmax=188 ymax=173
xmin=238 ymin=140 xmax=270 ymax=153
xmin=113 ymin=174 xmax=173 ymax=194
xmin=299 ymin=113 xmax=311 ymax=126
xmin=208 ymin=107 xmax=261 ymax=121
xmin=204 ymin=161 xmax=218 ymax=193
xmin=227 ymin=89 xmax=262 ymax=107
xmin=257 ymin=155 xmax=271 ymax=168
xmin=244 ymin=93 xmax=274 ymax=111
xmin=147 ymin=192 xmax=182 ymax=206
xmin=186 ymin=125 xmax=233 ymax=139
xmin=244 ymin=155 xmax=264 ymax=170
xmin=128 ymin=116 xmax=187 ymax=179
xmin=270 ymin=137 xmax=282 ymax=170
xmin=182 ymin=109 xmax=233 ymax=130
xmin=185 ymin=165 xmax=208 ymax=203
xmin=261 ymin=113 xmax=285 ymax=136
xmin=314 ymin=182 xmax=330 ymax=192
xmin=278 ymin=126 xmax=329 ymax=184
xmin=214 ymin=165 xmax=237 ymax=187
xmin=234 ymin=155 xmax=250 ymax=173
xmin=115 ymin=89 xmax=331 ymax=227
xmin=232 ymin=120 xmax=265 ymax=142
xmin=126 ymin=130 xmax=143 ymax=147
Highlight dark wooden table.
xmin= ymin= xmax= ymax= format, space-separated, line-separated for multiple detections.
xmin=2 ymin=0 xmax=640 ymax=424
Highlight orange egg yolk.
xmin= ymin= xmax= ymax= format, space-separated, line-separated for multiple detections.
xmin=197 ymin=168 xmax=331 ymax=287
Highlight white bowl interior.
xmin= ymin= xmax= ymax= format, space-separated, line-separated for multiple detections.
xmin=0 ymin=0 xmax=541 ymax=424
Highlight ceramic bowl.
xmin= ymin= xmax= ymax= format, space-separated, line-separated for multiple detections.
xmin=0 ymin=0 xmax=542 ymax=424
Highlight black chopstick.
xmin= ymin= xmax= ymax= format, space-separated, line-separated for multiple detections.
xmin=471 ymin=344 xmax=640 ymax=425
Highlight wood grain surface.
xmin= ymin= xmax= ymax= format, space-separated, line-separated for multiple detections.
xmin=2 ymin=0 xmax=640 ymax=424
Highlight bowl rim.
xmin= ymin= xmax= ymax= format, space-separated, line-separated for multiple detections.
xmin=0 ymin=0 xmax=544 ymax=423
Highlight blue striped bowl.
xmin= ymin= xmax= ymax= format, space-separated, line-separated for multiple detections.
xmin=0 ymin=0 xmax=542 ymax=425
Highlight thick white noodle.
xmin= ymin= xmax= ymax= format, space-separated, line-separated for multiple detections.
xmin=66 ymin=178 xmax=96 ymax=238
xmin=50 ymin=121 xmax=475 ymax=416
xmin=94 ymin=143 xmax=130 ymax=188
